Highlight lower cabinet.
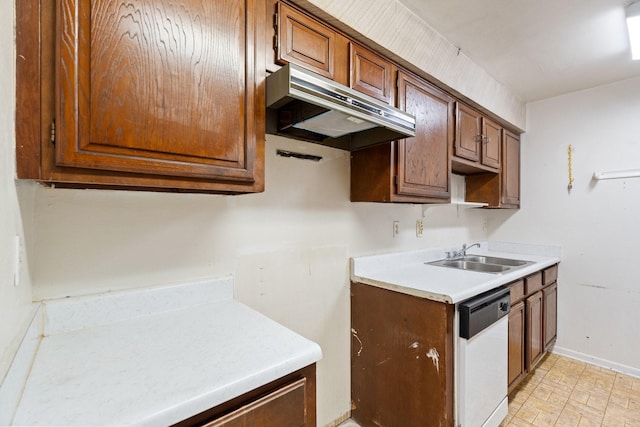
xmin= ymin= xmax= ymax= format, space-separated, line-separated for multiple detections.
xmin=508 ymin=301 xmax=526 ymax=394
xmin=507 ymin=264 xmax=559 ymax=393
xmin=351 ymin=282 xmax=455 ymax=426
xmin=173 ymin=365 xmax=316 ymax=427
xmin=526 ymin=291 xmax=544 ymax=370
xmin=543 ymin=283 xmax=558 ymax=348
xmin=351 ymin=264 xmax=558 ymax=423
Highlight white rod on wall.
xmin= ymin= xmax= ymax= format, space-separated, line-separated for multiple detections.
xmin=593 ymin=169 xmax=640 ymax=180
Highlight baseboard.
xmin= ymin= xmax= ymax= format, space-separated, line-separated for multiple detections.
xmin=551 ymin=346 xmax=640 ymax=379
xmin=0 ymin=305 xmax=42 ymax=424
xmin=325 ymin=411 xmax=350 ymax=427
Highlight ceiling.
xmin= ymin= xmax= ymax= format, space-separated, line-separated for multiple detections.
xmin=395 ymin=0 xmax=640 ymax=102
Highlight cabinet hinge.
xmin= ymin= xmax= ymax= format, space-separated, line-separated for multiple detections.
xmin=50 ymin=120 xmax=56 ymax=145
xmin=394 ymin=175 xmax=398 ymax=186
xmin=273 ymin=12 xmax=279 ymax=51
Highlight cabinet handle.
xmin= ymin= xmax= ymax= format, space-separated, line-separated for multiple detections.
xmin=474 ymin=135 xmax=483 ymax=143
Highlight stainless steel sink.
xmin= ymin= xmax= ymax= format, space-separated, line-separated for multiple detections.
xmin=426 ymin=255 xmax=534 ymax=274
xmin=461 ymin=255 xmax=531 ymax=267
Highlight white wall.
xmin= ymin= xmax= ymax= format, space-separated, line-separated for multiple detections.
xmin=0 ymin=1 xmax=35 ymax=382
xmin=27 ymin=135 xmax=491 ymax=425
xmin=489 ymin=75 xmax=640 ymax=375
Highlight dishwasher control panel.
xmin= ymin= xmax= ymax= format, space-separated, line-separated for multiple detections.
xmin=459 ymin=287 xmax=510 ymax=339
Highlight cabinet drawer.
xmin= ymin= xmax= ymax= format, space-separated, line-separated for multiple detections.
xmin=543 ymin=264 xmax=558 ymax=286
xmin=508 ymin=280 xmax=525 ymax=304
xmin=206 ymin=378 xmax=307 ymax=427
xmin=525 ymin=272 xmax=543 ymax=295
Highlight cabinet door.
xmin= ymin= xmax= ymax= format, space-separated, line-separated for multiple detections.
xmin=351 ymin=282 xmax=455 ymax=426
xmin=543 ymin=283 xmax=558 ymax=349
xmin=481 ymin=118 xmax=501 ymax=169
xmin=501 ymin=130 xmax=521 ymax=207
xmin=206 ymin=378 xmax=307 ymax=427
xmin=508 ymin=301 xmax=526 ymax=393
xmin=277 ymin=2 xmax=336 ymax=79
xmin=396 ymin=71 xmax=452 ymax=200
xmin=56 ymin=0 xmax=262 ymax=184
xmin=454 ymin=102 xmax=481 ymax=162
xmin=350 ymin=43 xmax=394 ymax=104
xmin=526 ymin=291 xmax=544 ymax=370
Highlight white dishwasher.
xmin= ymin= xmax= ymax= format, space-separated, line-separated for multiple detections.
xmin=456 ymin=287 xmax=510 ymax=427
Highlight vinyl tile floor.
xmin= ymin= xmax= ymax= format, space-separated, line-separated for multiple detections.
xmin=339 ymin=354 xmax=640 ymax=427
xmin=501 ymin=353 xmax=640 ymax=426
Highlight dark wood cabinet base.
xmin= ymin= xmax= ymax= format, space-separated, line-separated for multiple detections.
xmin=351 ymin=282 xmax=454 ymax=426
xmin=174 ymin=364 xmax=316 ymax=427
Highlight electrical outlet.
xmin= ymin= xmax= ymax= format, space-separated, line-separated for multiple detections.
xmin=393 ymin=221 xmax=400 ymax=238
xmin=416 ymin=219 xmax=424 ymax=237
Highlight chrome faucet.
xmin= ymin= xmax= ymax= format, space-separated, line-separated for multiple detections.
xmin=446 ymin=243 xmax=481 ymax=259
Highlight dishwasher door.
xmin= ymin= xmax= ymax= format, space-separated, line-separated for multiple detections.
xmin=457 ymin=288 xmax=510 ymax=427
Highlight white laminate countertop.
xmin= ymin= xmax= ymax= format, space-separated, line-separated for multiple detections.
xmin=351 ymin=241 xmax=561 ymax=304
xmin=3 ymin=277 xmax=322 ymax=426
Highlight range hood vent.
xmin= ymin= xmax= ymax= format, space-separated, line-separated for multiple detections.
xmin=266 ymin=64 xmax=416 ymax=151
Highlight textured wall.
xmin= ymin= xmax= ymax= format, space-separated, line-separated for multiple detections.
xmin=489 ymin=75 xmax=640 ymax=376
xmin=0 ymin=1 xmax=35 ymax=382
xmin=292 ymin=0 xmax=527 ymax=130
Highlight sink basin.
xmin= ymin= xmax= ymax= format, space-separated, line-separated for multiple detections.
xmin=426 ymin=255 xmax=534 ymax=274
xmin=433 ymin=260 xmax=509 ymax=273
xmin=461 ymin=255 xmax=530 ymax=267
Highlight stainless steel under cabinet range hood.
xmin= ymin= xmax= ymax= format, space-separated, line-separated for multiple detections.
xmin=266 ymin=63 xmax=416 ymax=151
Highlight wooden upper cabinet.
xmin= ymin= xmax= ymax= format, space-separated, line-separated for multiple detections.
xmin=56 ymin=0 xmax=260 ymax=181
xmin=396 ymin=71 xmax=452 ymax=200
xmin=16 ymin=0 xmax=264 ymax=193
xmin=453 ymin=102 xmax=501 ymax=174
xmin=349 ymin=43 xmax=394 ymax=104
xmin=275 ymin=2 xmax=348 ymax=85
xmin=465 ymin=128 xmax=521 ymax=208
xmin=482 ymin=118 xmax=502 ymax=169
xmin=501 ymin=130 xmax=521 ymax=207
xmin=350 ymin=71 xmax=452 ymax=203
xmin=454 ymin=103 xmax=481 ymax=163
